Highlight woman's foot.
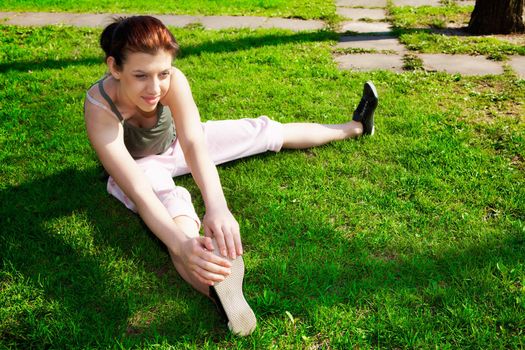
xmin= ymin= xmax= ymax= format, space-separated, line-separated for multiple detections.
xmin=352 ymin=81 xmax=378 ymax=136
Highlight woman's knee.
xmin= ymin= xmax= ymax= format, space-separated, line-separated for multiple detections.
xmin=173 ymin=215 xmax=200 ymax=238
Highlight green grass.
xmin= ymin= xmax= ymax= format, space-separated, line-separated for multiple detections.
xmin=399 ymin=31 xmax=525 ymax=58
xmin=389 ymin=4 xmax=525 ymax=58
xmin=389 ymin=4 xmax=473 ymax=29
xmin=1 ymin=24 xmax=525 ymax=349
xmin=0 ymin=0 xmax=335 ymax=20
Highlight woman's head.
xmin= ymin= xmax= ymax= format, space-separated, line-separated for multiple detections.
xmin=100 ymin=15 xmax=179 ymax=69
xmin=100 ymin=16 xmax=179 ymax=112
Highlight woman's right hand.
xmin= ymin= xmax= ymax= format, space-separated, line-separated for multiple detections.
xmin=180 ymin=236 xmax=233 ymax=286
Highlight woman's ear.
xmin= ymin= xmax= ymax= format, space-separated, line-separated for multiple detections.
xmin=107 ymin=56 xmax=121 ymax=80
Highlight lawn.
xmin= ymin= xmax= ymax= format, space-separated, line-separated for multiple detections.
xmin=389 ymin=4 xmax=525 ymax=59
xmin=1 ymin=17 xmax=525 ymax=350
xmin=0 ymin=0 xmax=335 ymax=21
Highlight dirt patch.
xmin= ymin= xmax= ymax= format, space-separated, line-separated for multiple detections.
xmin=450 ymin=79 xmax=524 ymax=125
xmin=490 ymin=33 xmax=525 ymax=46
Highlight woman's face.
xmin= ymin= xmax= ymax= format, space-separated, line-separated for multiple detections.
xmin=110 ymin=50 xmax=173 ymax=113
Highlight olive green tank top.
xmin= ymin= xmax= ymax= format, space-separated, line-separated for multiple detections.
xmin=97 ymin=78 xmax=176 ymax=159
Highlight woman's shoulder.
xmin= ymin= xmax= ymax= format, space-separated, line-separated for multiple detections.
xmin=84 ymin=77 xmax=121 ymax=124
xmin=169 ymin=66 xmax=194 ymax=92
xmin=169 ymin=66 xmax=189 ymax=85
xmin=86 ymin=74 xmax=113 ymax=101
xmin=161 ymin=66 xmax=193 ymax=105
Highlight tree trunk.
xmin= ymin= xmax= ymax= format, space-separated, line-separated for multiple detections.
xmin=468 ymin=0 xmax=525 ymax=34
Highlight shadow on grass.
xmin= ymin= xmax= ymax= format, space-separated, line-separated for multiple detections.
xmin=0 ymin=30 xmax=335 ymax=73
xmin=0 ymin=159 xmax=525 ymax=347
xmin=177 ymin=29 xmax=336 ymax=58
xmin=0 ymin=56 xmax=103 ymax=73
xmin=1 ymin=159 xmax=524 ymax=347
xmin=391 ymin=26 xmax=472 ymax=37
xmin=0 ymin=167 xmax=218 ymax=348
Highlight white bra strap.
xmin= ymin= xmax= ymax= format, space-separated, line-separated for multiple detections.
xmin=85 ymin=92 xmax=121 ymax=122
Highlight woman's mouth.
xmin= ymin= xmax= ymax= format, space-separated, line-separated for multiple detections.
xmin=142 ymin=96 xmax=160 ymax=105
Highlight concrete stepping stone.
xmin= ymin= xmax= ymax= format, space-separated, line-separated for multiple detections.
xmin=508 ymin=56 xmax=525 ymax=79
xmin=4 ymin=11 xmax=82 ymax=26
xmin=391 ymin=0 xmax=442 ymax=6
xmin=336 ymin=0 xmax=387 ymax=7
xmin=66 ymin=13 xmax=127 ymax=27
xmin=154 ymin=14 xmax=199 ymax=27
xmin=261 ymin=17 xmax=325 ymax=31
xmin=0 ymin=11 xmax=325 ymax=31
xmin=455 ymin=0 xmax=475 ymax=6
xmin=335 ymin=53 xmax=405 ymax=72
xmin=419 ymin=54 xmax=504 ymax=75
xmin=337 ymin=35 xmax=406 ymax=53
xmin=336 ymin=8 xmax=386 ymax=21
xmin=340 ymin=21 xmax=391 ymax=34
xmin=199 ymin=15 xmax=266 ymax=29
xmin=199 ymin=16 xmax=325 ymax=31
xmin=0 ymin=12 xmax=18 ymax=21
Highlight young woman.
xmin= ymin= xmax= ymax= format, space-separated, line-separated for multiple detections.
xmin=84 ymin=15 xmax=378 ymax=336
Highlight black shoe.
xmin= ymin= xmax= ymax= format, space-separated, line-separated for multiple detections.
xmin=352 ymin=81 xmax=378 ymax=136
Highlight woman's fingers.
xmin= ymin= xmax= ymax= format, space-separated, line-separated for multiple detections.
xmin=202 ymin=210 xmax=244 ymax=259
xmin=223 ymin=224 xmax=237 ymax=259
xmin=204 ymin=222 xmax=242 ymax=259
xmin=191 ymin=242 xmax=233 ymax=285
xmin=233 ymin=226 xmax=243 ymax=256
xmin=195 ymin=236 xmax=232 ymax=268
xmin=205 ymin=223 xmax=228 ymax=258
xmin=200 ymin=236 xmax=215 ymax=252
xmin=193 ymin=264 xmax=228 ymax=284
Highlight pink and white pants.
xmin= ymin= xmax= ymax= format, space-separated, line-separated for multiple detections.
xmin=107 ymin=116 xmax=284 ymax=226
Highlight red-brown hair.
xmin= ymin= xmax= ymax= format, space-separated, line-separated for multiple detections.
xmin=100 ymin=16 xmax=179 ymax=68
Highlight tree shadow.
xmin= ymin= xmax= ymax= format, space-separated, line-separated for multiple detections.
xmin=177 ymin=29 xmax=335 ymax=58
xmin=0 ymin=29 xmax=335 ymax=74
xmin=392 ymin=26 xmax=482 ymax=37
xmin=0 ymin=56 xmax=103 ymax=73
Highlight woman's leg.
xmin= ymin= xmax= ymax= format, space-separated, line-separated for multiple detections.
xmin=107 ymin=164 xmax=210 ymax=295
xmin=171 ymin=116 xmax=284 ymax=177
xmin=282 ymin=81 xmax=379 ymax=149
xmin=168 ymin=116 xmax=366 ymax=176
xmin=282 ymin=120 xmax=363 ymax=149
xmin=168 ymin=215 xmax=211 ymax=296
xmin=168 ymin=81 xmax=378 ymax=175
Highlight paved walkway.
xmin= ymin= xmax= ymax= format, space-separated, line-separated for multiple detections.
xmin=334 ymin=0 xmax=524 ymax=77
xmin=0 ymin=11 xmax=324 ymax=31
xmin=0 ymin=9 xmax=523 ymax=77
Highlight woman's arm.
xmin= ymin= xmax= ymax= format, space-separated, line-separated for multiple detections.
xmin=164 ymin=68 xmax=243 ymax=259
xmin=84 ymin=99 xmax=231 ymax=285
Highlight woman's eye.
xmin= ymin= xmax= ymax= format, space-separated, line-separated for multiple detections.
xmin=135 ymin=75 xmax=146 ymax=79
xmin=160 ymin=72 xmax=170 ymax=78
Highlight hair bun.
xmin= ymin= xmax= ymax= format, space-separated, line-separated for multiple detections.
xmin=100 ymin=17 xmax=126 ymax=58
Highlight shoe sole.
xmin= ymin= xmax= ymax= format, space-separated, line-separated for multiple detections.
xmin=211 ymin=243 xmax=256 ymax=336
xmin=364 ymin=81 xmax=378 ymax=136
xmin=366 ymin=81 xmax=378 ymax=100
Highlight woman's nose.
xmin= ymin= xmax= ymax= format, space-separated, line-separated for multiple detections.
xmin=147 ymin=77 xmax=161 ymax=95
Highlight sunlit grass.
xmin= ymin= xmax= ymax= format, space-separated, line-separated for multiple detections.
xmin=0 ymin=0 xmax=335 ymax=20
xmin=1 ymin=24 xmax=524 ymax=349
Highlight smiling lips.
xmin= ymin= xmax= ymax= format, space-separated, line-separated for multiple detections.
xmin=143 ymin=96 xmax=160 ymax=105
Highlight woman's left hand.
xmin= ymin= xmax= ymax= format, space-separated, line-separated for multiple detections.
xmin=203 ymin=207 xmax=243 ymax=259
